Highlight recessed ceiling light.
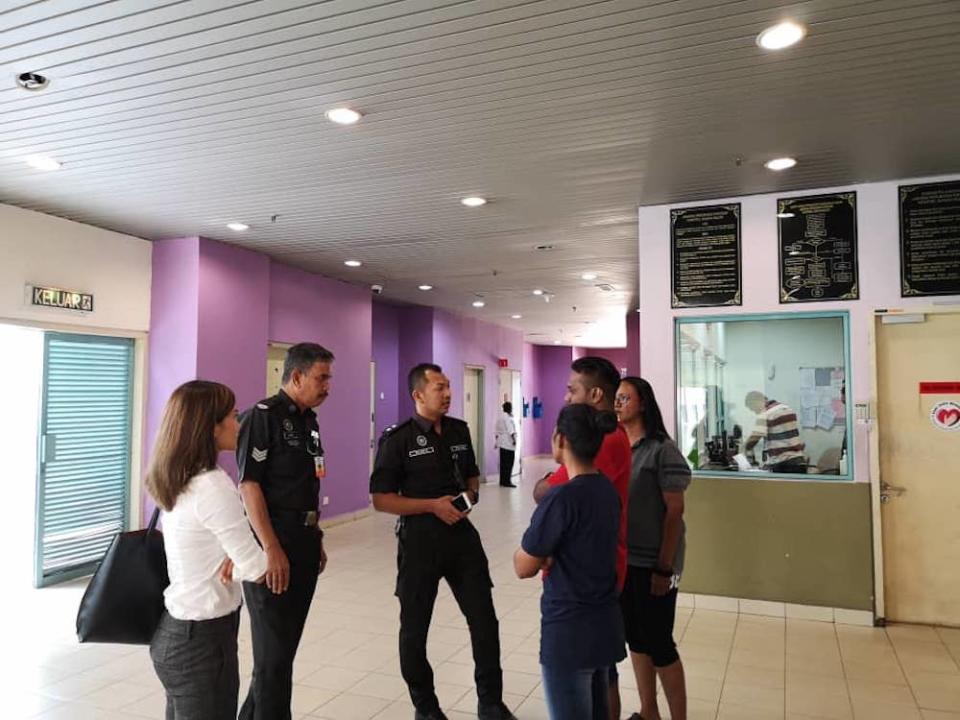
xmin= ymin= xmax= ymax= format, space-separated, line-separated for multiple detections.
xmin=757 ymin=21 xmax=806 ymax=50
xmin=553 ymin=340 xmax=561 ymax=345
xmin=344 ymin=260 xmax=362 ymax=267
xmin=765 ymin=157 xmax=797 ymax=171
xmin=511 ymin=314 xmax=522 ymax=319
xmin=472 ymin=300 xmax=485 ymax=308
xmin=418 ymin=284 xmax=433 ymax=291
xmin=325 ymin=107 xmax=362 ymax=125
xmin=532 ymin=289 xmax=544 ymax=296
xmin=461 ymin=196 xmax=487 ymax=208
xmin=580 ymin=272 xmax=598 ymax=281
xmin=226 ymin=222 xmax=249 ymax=232
xmin=25 ymin=154 xmax=61 ymax=171
xmin=16 ymin=71 xmax=50 ymax=91
xmin=777 ymin=212 xmax=796 ymax=219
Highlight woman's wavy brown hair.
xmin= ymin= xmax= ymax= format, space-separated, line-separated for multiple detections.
xmin=146 ymin=380 xmax=235 ymax=510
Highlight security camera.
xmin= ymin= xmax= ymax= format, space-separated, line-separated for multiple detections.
xmin=371 ymin=284 xmax=384 ymax=295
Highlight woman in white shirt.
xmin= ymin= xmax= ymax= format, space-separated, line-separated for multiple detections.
xmin=146 ymin=380 xmax=268 ymax=720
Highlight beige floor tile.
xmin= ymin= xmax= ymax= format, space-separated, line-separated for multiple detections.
xmin=299 ymin=665 xmax=370 ymax=692
xmin=851 ymin=699 xmax=921 ymax=720
xmin=909 ymin=672 xmax=960 ymax=712
xmin=786 ymin=671 xmax=849 ymax=697
xmin=786 ymin=653 xmax=845 ymax=678
xmin=118 ymin=689 xmax=168 ymax=718
xmin=345 ymin=672 xmax=408 ymax=702
xmin=310 ymin=693 xmax=390 ymax=720
xmin=720 ymin=682 xmax=784 ymax=712
xmin=78 ymin=681 xmax=155 ymax=711
xmin=292 ymin=685 xmax=342 ymax=716
xmin=514 ymin=695 xmax=550 ymax=720
xmin=724 ymin=663 xmax=785 ymax=690
xmin=922 ymin=711 xmax=960 ymax=720
xmin=786 ymin=687 xmax=852 ymax=720
xmin=841 ymin=657 xmax=908 ymax=685
xmin=888 ymin=625 xmax=944 ymax=645
xmin=847 ymin=678 xmax=918 ymax=707
xmin=718 ymin=700 xmax=785 ymax=719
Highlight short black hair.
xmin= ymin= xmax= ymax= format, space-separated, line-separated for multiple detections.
xmin=556 ymin=404 xmax=618 ymax=461
xmin=408 ymin=363 xmax=443 ymax=396
xmin=502 ymin=401 xmax=513 ymax=413
xmin=282 ymin=343 xmax=334 ymax=383
xmin=571 ymin=356 xmax=620 ymax=402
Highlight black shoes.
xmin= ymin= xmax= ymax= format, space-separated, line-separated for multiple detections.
xmin=478 ymin=702 xmax=518 ymax=720
xmin=500 ymin=483 xmax=517 ymax=488
xmin=413 ymin=710 xmax=448 ymax=720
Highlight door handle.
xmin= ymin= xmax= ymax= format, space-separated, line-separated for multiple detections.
xmin=880 ymin=481 xmax=906 ymax=494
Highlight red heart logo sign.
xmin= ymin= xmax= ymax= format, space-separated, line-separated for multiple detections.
xmin=936 ymin=407 xmax=960 ymax=427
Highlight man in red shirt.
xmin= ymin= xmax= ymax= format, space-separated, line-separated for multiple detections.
xmin=533 ymin=356 xmax=631 ymax=720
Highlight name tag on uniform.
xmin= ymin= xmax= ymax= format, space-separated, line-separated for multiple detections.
xmin=450 ymin=444 xmax=469 ymax=453
xmin=315 ymin=455 xmax=326 ymax=479
xmin=408 ymin=447 xmax=436 ymax=458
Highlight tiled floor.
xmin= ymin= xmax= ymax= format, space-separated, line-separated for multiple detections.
xmin=4 ymin=457 xmax=960 ymax=719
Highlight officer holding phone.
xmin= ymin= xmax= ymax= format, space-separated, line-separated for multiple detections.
xmin=370 ymin=363 xmax=515 ymax=720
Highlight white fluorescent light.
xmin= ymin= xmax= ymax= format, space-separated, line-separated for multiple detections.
xmin=472 ymin=300 xmax=485 ymax=308
xmin=461 ymin=196 xmax=487 ymax=207
xmin=226 ymin=222 xmax=249 ymax=232
xmin=325 ymin=107 xmax=362 ymax=125
xmin=511 ymin=314 xmax=522 ymax=319
xmin=532 ymin=289 xmax=544 ymax=296
xmin=344 ymin=260 xmax=362 ymax=267
xmin=765 ymin=157 xmax=797 ymax=171
xmin=418 ymin=284 xmax=433 ymax=291
xmin=757 ymin=21 xmax=806 ymax=50
xmin=580 ymin=272 xmax=598 ymax=281
xmin=25 ymin=155 xmax=61 ymax=171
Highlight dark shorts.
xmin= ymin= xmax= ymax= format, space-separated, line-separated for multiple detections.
xmin=619 ymin=565 xmax=680 ymax=667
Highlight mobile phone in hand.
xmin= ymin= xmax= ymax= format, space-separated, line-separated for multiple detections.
xmin=451 ymin=492 xmax=473 ymax=513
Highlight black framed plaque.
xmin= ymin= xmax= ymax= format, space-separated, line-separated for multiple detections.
xmin=900 ymin=180 xmax=960 ymax=297
xmin=778 ymin=192 xmax=858 ymax=303
xmin=671 ymin=204 xmax=741 ymax=308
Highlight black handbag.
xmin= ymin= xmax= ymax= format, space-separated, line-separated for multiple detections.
xmin=76 ymin=507 xmax=170 ymax=644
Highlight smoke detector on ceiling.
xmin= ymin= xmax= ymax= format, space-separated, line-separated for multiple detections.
xmin=16 ymin=72 xmax=49 ymax=91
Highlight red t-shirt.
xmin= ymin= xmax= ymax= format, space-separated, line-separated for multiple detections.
xmin=546 ymin=425 xmax=632 ymax=591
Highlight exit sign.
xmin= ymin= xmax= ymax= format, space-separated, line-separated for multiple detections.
xmin=30 ymin=285 xmax=94 ymax=312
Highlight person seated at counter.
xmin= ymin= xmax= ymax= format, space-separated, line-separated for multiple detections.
xmin=743 ymin=392 xmax=808 ymax=473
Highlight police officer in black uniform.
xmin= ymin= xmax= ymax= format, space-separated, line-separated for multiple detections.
xmin=237 ymin=343 xmax=333 ymax=720
xmin=371 ymin=363 xmax=516 ymax=720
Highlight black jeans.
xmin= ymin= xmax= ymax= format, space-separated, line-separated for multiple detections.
xmin=499 ymin=448 xmax=515 ymax=485
xmin=150 ymin=609 xmax=241 ymax=720
xmin=396 ymin=515 xmax=504 ymax=713
xmin=770 ymin=457 xmax=808 ymax=474
xmin=240 ymin=523 xmax=321 ymax=720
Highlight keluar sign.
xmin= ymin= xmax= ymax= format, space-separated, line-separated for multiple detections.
xmin=29 ymin=285 xmax=94 ymax=312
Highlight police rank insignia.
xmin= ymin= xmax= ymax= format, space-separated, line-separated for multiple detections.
xmin=251 ymin=448 xmax=268 ymax=462
xmin=416 ymin=435 xmax=428 ymax=447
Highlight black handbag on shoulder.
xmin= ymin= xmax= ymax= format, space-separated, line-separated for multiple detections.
xmin=76 ymin=507 xmax=169 ymax=644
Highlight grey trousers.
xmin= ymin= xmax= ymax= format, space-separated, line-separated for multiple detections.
xmin=150 ymin=609 xmax=241 ymax=720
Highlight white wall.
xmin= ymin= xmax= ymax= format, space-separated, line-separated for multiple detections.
xmin=639 ymin=173 xmax=960 ymax=483
xmin=0 ymin=203 xmax=152 ymax=331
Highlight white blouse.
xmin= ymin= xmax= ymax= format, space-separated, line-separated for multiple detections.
xmin=160 ymin=467 xmax=267 ymax=621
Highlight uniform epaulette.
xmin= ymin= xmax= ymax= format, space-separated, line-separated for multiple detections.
xmin=381 ymin=419 xmax=413 ymax=438
xmin=254 ymin=395 xmax=283 ymax=411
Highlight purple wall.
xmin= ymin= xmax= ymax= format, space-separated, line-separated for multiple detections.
xmin=371 ymin=303 xmax=401 ymax=438
xmin=521 ymin=344 xmax=575 ymax=456
xmin=148 ymin=238 xmax=373 ymax=521
xmin=572 ymin=346 xmax=629 ymax=375
xmin=397 ymin=306 xmax=435 ymax=420
xmin=267 ymin=263 xmax=373 ymax=519
xmin=521 ymin=342 xmax=540 ymax=454
xmin=432 ymin=310 xmax=524 ymax=475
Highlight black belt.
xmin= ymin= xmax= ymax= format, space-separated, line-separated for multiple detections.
xmin=270 ymin=509 xmax=320 ymax=528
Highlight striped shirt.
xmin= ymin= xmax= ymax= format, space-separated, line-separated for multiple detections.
xmin=751 ymin=400 xmax=806 ymax=465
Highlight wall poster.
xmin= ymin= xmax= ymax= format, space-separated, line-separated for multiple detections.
xmin=671 ymin=203 xmax=742 ymax=308
xmin=900 ymin=180 xmax=960 ymax=297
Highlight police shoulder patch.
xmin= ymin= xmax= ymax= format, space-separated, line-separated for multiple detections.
xmin=256 ymin=403 xmax=269 ymax=410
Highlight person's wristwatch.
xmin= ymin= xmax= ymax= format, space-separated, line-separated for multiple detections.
xmin=653 ymin=565 xmax=674 ymax=577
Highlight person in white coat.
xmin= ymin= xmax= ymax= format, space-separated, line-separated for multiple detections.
xmin=495 ymin=402 xmax=518 ymax=487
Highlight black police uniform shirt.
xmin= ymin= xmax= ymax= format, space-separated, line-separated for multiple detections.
xmin=370 ymin=414 xmax=479 ymax=499
xmin=237 ymin=389 xmax=325 ymax=513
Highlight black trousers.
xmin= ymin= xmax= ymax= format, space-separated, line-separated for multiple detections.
xmin=499 ymin=448 xmax=515 ymax=485
xmin=396 ymin=515 xmax=504 ymax=713
xmin=240 ymin=523 xmax=321 ymax=720
xmin=770 ymin=457 xmax=808 ymax=473
xmin=150 ymin=609 xmax=241 ymax=720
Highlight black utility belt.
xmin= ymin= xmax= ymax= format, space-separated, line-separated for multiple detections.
xmin=270 ymin=509 xmax=320 ymax=528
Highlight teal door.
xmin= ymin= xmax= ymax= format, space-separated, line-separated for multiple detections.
xmin=35 ymin=333 xmax=134 ymax=587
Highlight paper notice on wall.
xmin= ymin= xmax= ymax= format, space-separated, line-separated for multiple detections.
xmin=801 ymin=406 xmax=818 ymax=428
xmin=800 ymin=389 xmax=819 ymax=408
xmin=817 ymin=405 xmax=836 ymax=430
xmin=800 ymin=368 xmax=816 ymax=389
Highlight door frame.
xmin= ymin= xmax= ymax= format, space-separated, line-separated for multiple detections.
xmin=0 ymin=317 xmax=148 ymax=531
xmin=464 ymin=364 xmax=485 ymax=477
xmin=869 ymin=304 xmax=960 ymax=623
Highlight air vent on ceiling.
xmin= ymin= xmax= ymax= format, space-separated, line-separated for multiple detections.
xmin=595 ymin=283 xmax=616 ymax=292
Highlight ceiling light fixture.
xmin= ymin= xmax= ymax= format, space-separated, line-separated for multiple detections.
xmin=461 ymin=196 xmax=487 ymax=208
xmin=511 ymin=314 xmax=522 ymax=320
xmin=765 ymin=157 xmax=797 ymax=171
xmin=472 ymin=300 xmax=485 ymax=308
xmin=344 ymin=260 xmax=363 ymax=267
xmin=25 ymin=154 xmax=61 ymax=171
xmin=325 ymin=107 xmax=362 ymax=125
xmin=580 ymin=272 xmax=598 ymax=281
xmin=553 ymin=340 xmax=561 ymax=345
xmin=777 ymin=212 xmax=796 ymax=218
xmin=532 ymin=289 xmax=544 ymax=296
xmin=757 ymin=21 xmax=806 ymax=50
xmin=226 ymin=222 xmax=249 ymax=232
xmin=418 ymin=284 xmax=433 ymax=291
xmin=16 ymin=71 xmax=50 ymax=91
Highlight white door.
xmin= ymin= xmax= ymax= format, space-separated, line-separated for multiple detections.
xmin=876 ymin=310 xmax=960 ymax=625
xmin=498 ymin=368 xmax=523 ymax=477
xmin=463 ymin=367 xmax=483 ymax=476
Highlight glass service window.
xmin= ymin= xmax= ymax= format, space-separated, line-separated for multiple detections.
xmin=676 ymin=313 xmax=852 ymax=479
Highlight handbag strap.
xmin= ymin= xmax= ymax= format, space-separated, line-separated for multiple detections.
xmin=146 ymin=506 xmax=161 ymax=534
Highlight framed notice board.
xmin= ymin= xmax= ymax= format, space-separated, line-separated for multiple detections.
xmin=778 ymin=192 xmax=858 ymax=303
xmin=900 ymin=180 xmax=960 ymax=297
xmin=671 ymin=203 xmax=742 ymax=308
